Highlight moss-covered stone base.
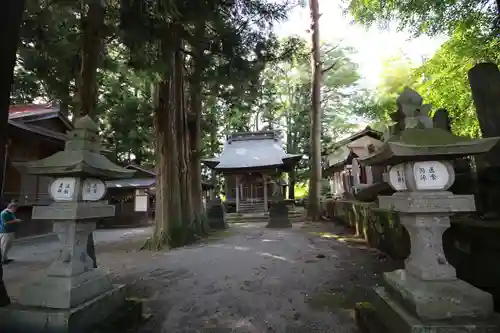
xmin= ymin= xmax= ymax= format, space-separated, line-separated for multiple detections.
xmin=324 ymin=199 xmax=500 ymax=310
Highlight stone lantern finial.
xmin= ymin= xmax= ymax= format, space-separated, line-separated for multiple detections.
xmin=397 ymin=87 xmax=433 ymax=130
xmin=65 ymin=115 xmax=101 ymax=153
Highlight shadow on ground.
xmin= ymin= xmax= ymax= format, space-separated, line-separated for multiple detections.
xmin=100 ymin=221 xmax=400 ymax=333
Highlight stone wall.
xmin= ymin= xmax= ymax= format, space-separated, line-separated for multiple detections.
xmin=325 ymin=199 xmax=500 ymax=310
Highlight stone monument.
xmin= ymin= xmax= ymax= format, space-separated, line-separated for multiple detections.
xmin=432 ymin=108 xmax=452 ymax=132
xmin=355 ymin=88 xmax=500 ymax=333
xmin=207 ymin=198 xmax=228 ymax=230
xmin=468 ymin=63 xmax=500 ymax=217
xmin=266 ymin=200 xmax=291 ymax=228
xmin=0 ymin=116 xmax=135 ymax=333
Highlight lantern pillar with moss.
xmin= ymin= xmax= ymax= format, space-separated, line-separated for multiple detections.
xmin=0 ymin=116 xmax=135 ymax=333
xmin=355 ymin=88 xmax=500 ymax=332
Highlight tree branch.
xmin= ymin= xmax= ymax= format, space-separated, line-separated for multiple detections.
xmin=321 ymin=61 xmax=337 ymax=74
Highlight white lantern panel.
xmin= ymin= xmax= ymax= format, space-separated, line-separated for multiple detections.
xmin=82 ymin=179 xmax=107 ymax=201
xmin=50 ymin=177 xmax=77 ymax=201
xmin=388 ymin=164 xmax=407 ymax=191
xmin=413 ymin=161 xmax=449 ymax=190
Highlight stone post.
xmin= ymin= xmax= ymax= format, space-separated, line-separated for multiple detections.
xmin=235 ymin=175 xmax=240 ymax=213
xmin=468 ymin=63 xmax=500 ymax=217
xmin=263 ymin=174 xmax=268 ymax=212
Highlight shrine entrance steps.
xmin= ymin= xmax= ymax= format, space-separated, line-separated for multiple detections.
xmin=226 ymin=209 xmax=304 ymax=224
xmin=238 ymin=201 xmax=266 ymax=214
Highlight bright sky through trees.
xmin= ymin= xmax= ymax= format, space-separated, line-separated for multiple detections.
xmin=274 ymin=0 xmax=448 ymax=89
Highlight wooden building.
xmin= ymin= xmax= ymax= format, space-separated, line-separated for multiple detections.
xmin=2 ymin=104 xmax=72 ymax=237
xmin=103 ymin=164 xmax=215 ymax=227
xmin=323 ymin=127 xmax=389 ymax=201
xmin=103 ymin=166 xmax=156 ymax=228
xmin=202 ymin=131 xmax=302 ymax=213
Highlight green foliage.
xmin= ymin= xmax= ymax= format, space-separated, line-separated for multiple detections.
xmin=412 ymin=24 xmax=500 ymax=137
xmin=17 ymin=0 xmax=81 ymax=109
xmin=359 ymin=22 xmax=499 ymax=139
xmin=345 ymin=0 xmax=498 ymax=37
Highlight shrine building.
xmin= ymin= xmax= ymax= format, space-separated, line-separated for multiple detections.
xmin=202 ymin=131 xmax=302 ymax=213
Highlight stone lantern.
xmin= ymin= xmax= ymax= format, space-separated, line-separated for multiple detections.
xmin=0 ymin=116 xmax=135 ymax=333
xmin=356 ymin=88 xmax=500 ymax=332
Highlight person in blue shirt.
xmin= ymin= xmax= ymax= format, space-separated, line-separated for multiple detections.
xmin=0 ymin=202 xmax=21 ymax=264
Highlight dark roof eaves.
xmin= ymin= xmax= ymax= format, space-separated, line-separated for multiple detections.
xmin=9 ymin=120 xmax=67 ymax=141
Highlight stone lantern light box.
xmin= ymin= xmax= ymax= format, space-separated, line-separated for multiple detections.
xmin=0 ymin=116 xmax=136 ymax=333
xmin=356 ymin=88 xmax=500 ymax=333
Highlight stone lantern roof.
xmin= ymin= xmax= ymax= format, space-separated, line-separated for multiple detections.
xmin=23 ymin=115 xmax=135 ymax=180
xmin=359 ymin=87 xmax=500 ymax=166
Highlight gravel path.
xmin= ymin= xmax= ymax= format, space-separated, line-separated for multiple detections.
xmin=110 ymin=222 xmax=399 ymax=333
xmin=3 ymin=222 xmax=398 ymax=332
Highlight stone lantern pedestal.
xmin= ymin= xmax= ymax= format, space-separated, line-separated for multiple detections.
xmin=355 ymin=88 xmax=500 ymax=333
xmin=0 ymin=116 xmax=136 ymax=333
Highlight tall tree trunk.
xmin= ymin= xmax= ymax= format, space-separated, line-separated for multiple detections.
xmin=495 ymin=0 xmax=500 ymax=32
xmin=77 ymin=0 xmax=104 ymax=118
xmin=210 ymin=124 xmax=218 ymax=196
xmin=0 ymin=0 xmax=25 ymax=307
xmin=286 ymin=114 xmax=296 ymax=200
xmin=59 ymin=82 xmax=71 ymax=116
xmin=155 ymin=25 xmax=182 ymax=248
xmin=189 ymin=20 xmax=207 ymax=233
xmin=152 ymin=80 xmax=170 ymax=249
xmin=307 ymin=0 xmax=322 ymax=221
xmin=174 ymin=34 xmax=193 ymax=240
xmin=76 ymin=0 xmax=104 ymax=267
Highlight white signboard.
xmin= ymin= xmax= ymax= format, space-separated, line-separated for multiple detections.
xmin=82 ymin=179 xmax=107 ymax=201
xmin=49 ymin=177 xmax=77 ymax=201
xmin=134 ymin=195 xmax=148 ymax=212
xmin=388 ymin=164 xmax=407 ymax=191
xmin=413 ymin=161 xmax=449 ymax=191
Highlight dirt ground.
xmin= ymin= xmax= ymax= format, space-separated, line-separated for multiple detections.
xmin=4 ymin=222 xmax=400 ymax=333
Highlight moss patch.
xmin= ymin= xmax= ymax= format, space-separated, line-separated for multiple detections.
xmin=202 ymin=229 xmax=234 ymax=243
xmin=392 ymin=128 xmax=471 ymax=145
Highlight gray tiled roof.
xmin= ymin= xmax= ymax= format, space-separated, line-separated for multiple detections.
xmin=204 ymin=131 xmax=302 ymax=170
xmin=106 ymin=178 xmax=155 ymax=189
xmin=106 ymin=177 xmax=214 ymax=190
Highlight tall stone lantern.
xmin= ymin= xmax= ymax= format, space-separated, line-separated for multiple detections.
xmin=0 ymin=116 xmax=135 ymax=333
xmin=356 ymin=88 xmax=500 ymax=332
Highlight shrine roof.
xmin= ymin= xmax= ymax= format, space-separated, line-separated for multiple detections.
xmin=125 ymin=164 xmax=155 ymax=177
xmin=107 ymin=176 xmax=213 ymax=190
xmin=106 ymin=178 xmax=155 ymax=189
xmin=9 ymin=120 xmax=68 ymax=141
xmin=7 ymin=104 xmax=73 ymax=142
xmin=323 ymin=146 xmax=354 ymax=176
xmin=328 ymin=126 xmax=383 ymax=151
xmin=9 ymin=104 xmax=73 ymax=129
xmin=202 ymin=131 xmax=302 ymax=172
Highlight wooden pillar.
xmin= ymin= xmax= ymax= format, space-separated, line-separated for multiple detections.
xmin=250 ymin=183 xmax=253 ymax=203
xmin=263 ymin=174 xmax=268 ymax=212
xmin=235 ymin=175 xmax=240 ymax=213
